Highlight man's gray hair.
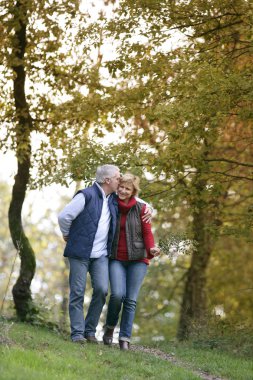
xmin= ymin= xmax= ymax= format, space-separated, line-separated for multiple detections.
xmin=96 ymin=164 xmax=119 ymax=184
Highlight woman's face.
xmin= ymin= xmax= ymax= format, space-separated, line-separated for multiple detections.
xmin=118 ymin=181 xmax=135 ymax=203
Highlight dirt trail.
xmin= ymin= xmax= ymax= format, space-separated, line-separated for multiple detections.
xmin=130 ymin=344 xmax=227 ymax=380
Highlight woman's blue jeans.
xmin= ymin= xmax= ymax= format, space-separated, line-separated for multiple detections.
xmin=106 ymin=260 xmax=147 ymax=342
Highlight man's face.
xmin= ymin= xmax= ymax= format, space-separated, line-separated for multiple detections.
xmin=107 ymin=170 xmax=121 ymax=193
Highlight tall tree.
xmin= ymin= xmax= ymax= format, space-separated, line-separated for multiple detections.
xmin=0 ymin=0 xmax=109 ymax=320
xmin=7 ymin=0 xmax=36 ymax=320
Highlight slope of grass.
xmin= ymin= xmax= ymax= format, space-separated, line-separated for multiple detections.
xmin=0 ymin=321 xmax=200 ymax=380
xmin=147 ymin=340 xmax=253 ymax=380
xmin=1 ymin=320 xmax=252 ymax=380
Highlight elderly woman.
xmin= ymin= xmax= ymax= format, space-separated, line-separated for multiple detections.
xmin=103 ymin=173 xmax=160 ymax=350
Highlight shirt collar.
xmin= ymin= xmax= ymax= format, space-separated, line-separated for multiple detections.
xmin=95 ymin=182 xmax=111 ymax=199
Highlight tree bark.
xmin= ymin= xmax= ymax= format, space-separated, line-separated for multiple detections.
xmin=177 ymin=176 xmax=213 ymax=340
xmin=59 ymin=259 xmax=69 ymax=330
xmin=8 ymin=0 xmax=36 ymax=321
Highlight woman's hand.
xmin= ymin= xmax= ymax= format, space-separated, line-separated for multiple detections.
xmin=150 ymin=247 xmax=160 ymax=257
xmin=142 ymin=206 xmax=153 ymax=223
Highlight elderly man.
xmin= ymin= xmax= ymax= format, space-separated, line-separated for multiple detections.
xmin=58 ymin=164 xmax=151 ymax=343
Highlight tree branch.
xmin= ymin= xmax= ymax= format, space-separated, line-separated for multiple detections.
xmin=209 ymin=171 xmax=253 ymax=181
xmin=204 ymin=158 xmax=253 ymax=168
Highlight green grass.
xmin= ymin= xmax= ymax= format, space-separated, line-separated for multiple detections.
xmin=1 ymin=321 xmax=253 ymax=380
xmin=0 ymin=321 xmax=201 ymax=380
xmin=147 ymin=340 xmax=253 ymax=380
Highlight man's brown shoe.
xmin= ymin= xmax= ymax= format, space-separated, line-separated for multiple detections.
xmin=103 ymin=327 xmax=114 ymax=346
xmin=119 ymin=340 xmax=129 ymax=351
xmin=85 ymin=336 xmax=99 ymax=344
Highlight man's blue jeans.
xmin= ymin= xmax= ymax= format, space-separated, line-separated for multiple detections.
xmin=68 ymin=256 xmax=109 ymax=341
xmin=106 ymin=260 xmax=147 ymax=342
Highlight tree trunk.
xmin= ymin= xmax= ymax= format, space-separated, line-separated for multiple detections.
xmin=59 ymin=259 xmax=69 ymax=330
xmin=8 ymin=0 xmax=36 ymax=321
xmin=9 ymin=159 xmax=36 ymax=320
xmin=177 ymin=176 xmax=213 ymax=340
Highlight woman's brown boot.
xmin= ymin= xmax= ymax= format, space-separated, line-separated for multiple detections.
xmin=103 ymin=327 xmax=114 ymax=345
xmin=119 ymin=340 xmax=129 ymax=351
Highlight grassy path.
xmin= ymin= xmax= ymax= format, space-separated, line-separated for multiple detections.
xmin=131 ymin=345 xmax=226 ymax=380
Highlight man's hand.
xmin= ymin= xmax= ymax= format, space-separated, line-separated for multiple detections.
xmin=63 ymin=235 xmax=68 ymax=242
xmin=142 ymin=206 xmax=153 ymax=223
xmin=150 ymin=247 xmax=160 ymax=257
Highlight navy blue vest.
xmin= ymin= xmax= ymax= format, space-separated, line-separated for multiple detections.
xmin=63 ymin=183 xmax=118 ymax=260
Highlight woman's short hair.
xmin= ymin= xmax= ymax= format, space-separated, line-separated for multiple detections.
xmin=96 ymin=164 xmax=119 ymax=184
xmin=120 ymin=173 xmax=140 ymax=196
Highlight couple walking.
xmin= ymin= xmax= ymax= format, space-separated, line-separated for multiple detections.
xmin=58 ymin=164 xmax=160 ymax=350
